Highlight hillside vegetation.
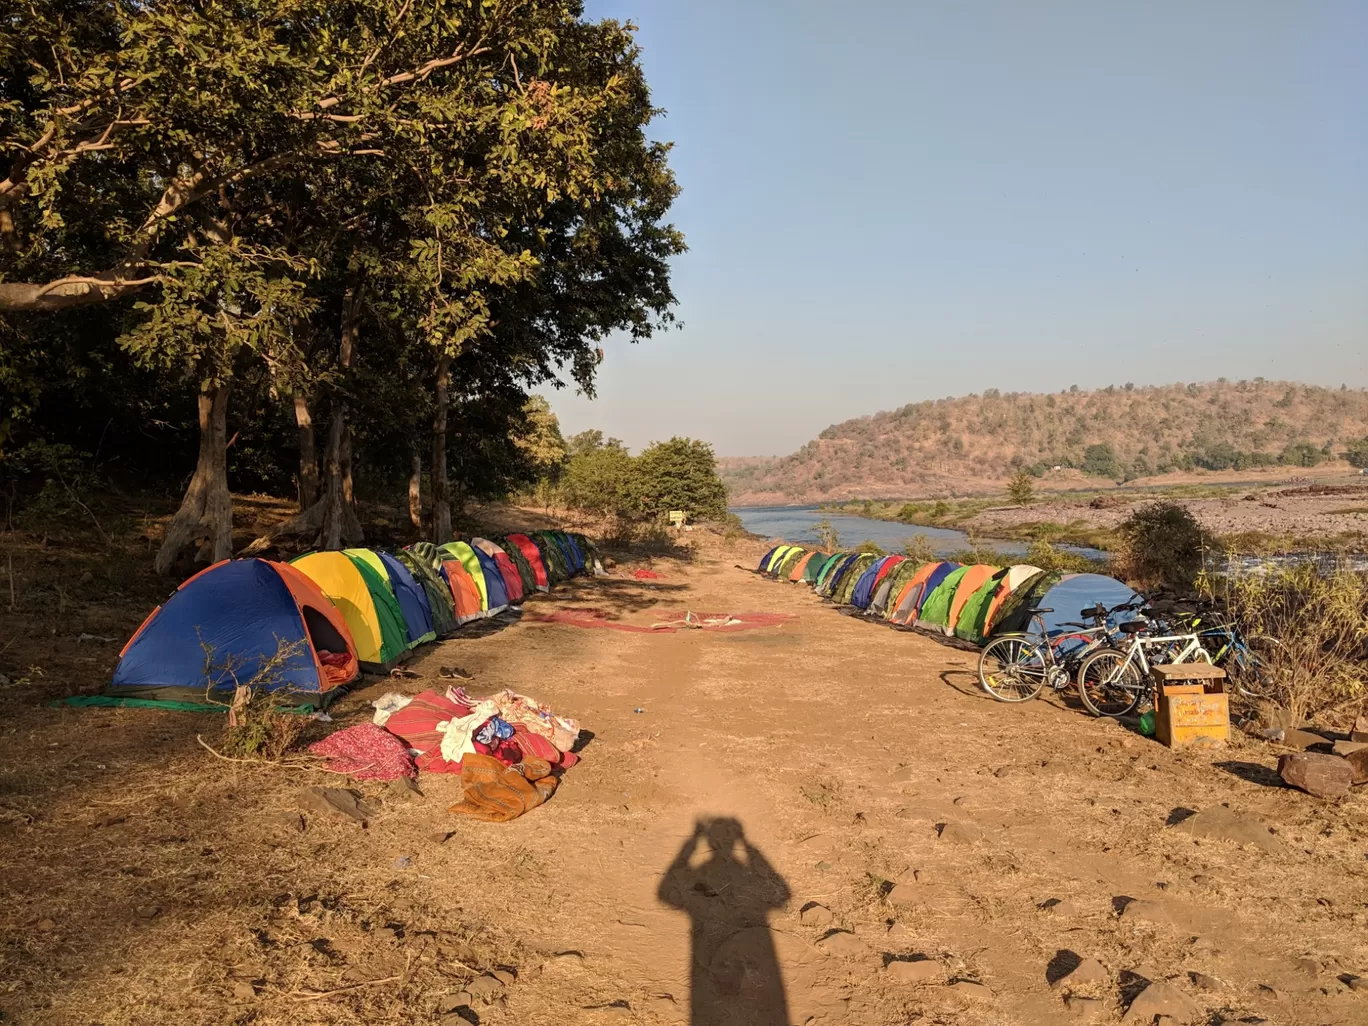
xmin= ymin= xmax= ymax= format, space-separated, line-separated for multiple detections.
xmin=722 ymin=380 xmax=1368 ymax=505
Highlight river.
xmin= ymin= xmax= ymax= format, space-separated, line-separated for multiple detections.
xmin=730 ymin=505 xmax=1106 ymax=559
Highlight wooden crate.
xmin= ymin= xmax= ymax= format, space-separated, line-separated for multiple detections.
xmin=1152 ymin=663 xmax=1229 ymax=748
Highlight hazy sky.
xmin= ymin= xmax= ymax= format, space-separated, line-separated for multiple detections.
xmin=541 ymin=0 xmax=1368 ymax=456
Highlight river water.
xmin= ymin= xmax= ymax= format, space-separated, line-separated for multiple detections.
xmin=731 ymin=505 xmax=1050 ymax=558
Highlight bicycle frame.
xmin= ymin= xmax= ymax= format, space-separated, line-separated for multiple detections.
xmin=1103 ymin=630 xmax=1212 ymax=681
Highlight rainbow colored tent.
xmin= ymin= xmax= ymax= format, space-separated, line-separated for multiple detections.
xmin=292 ymin=551 xmax=411 ymax=672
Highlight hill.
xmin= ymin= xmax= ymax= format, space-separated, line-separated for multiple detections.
xmin=721 ymin=380 xmax=1368 ymax=505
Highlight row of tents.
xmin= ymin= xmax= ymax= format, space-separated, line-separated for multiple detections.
xmin=108 ymin=531 xmax=602 ymax=704
xmin=755 ymin=544 xmax=1141 ymax=644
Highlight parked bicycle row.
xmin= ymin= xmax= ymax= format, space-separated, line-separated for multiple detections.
xmin=753 ymin=545 xmax=1275 ymax=716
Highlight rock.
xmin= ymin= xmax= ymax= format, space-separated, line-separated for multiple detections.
xmin=274 ymin=812 xmax=306 ymax=833
xmin=489 ymin=969 xmax=516 ymax=987
xmin=1187 ymin=971 xmax=1223 ymax=992
xmin=993 ymin=765 xmax=1013 ymax=778
xmin=36 ymin=919 xmax=55 ymax=932
xmin=135 ymin=905 xmax=161 ymax=920
xmin=886 ymin=958 xmax=941 ymax=982
xmin=886 ymin=884 xmax=921 ymax=908
xmin=1252 ymin=703 xmax=1299 ymax=729
xmin=1052 ymin=957 xmax=1109 ymax=990
xmin=946 ymin=979 xmax=992 ymax=1001
xmin=816 ymin=930 xmax=869 ymax=958
xmin=1332 ymin=740 xmax=1368 ymax=757
xmin=436 ymin=991 xmax=473 ymax=1013
xmin=885 ymin=921 xmax=910 ymax=939
xmin=1064 ymin=995 xmax=1106 ymax=1018
xmin=428 ymin=830 xmax=452 ymax=845
xmin=1256 ymin=726 xmax=1286 ymax=742
xmin=1345 ymin=747 xmax=1368 ymax=785
xmin=1122 ymin=981 xmax=1203 ymax=1023
xmin=936 ymin=820 xmax=983 ymax=844
xmin=1281 ymin=728 xmax=1331 ymax=751
xmin=1346 ymin=975 xmax=1368 ymax=992
xmin=1169 ymin=805 xmax=1284 ymax=853
xmin=799 ymin=903 xmax=834 ymax=927
xmin=299 ymin=786 xmax=376 ymax=825
xmin=389 ymin=777 xmax=422 ymax=798
xmin=467 ymin=974 xmax=506 ymax=1000
xmin=1293 ymin=957 xmax=1320 ymax=978
xmin=1278 ymin=753 xmax=1354 ymax=799
xmin=1119 ymin=898 xmax=1172 ymax=925
xmin=1041 ymin=898 xmax=1079 ymax=916
xmin=231 ymin=982 xmax=256 ymax=1000
xmin=1351 ymin=713 xmax=1368 ymax=743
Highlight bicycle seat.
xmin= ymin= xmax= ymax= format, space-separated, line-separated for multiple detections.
xmin=1118 ymin=621 xmax=1147 ymax=634
xmin=1028 ymin=607 xmax=1053 ymax=615
xmin=1080 ymin=605 xmax=1107 ymax=619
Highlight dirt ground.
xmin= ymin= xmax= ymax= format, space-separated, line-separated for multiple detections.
xmin=3 ymin=522 xmax=1368 ymax=1026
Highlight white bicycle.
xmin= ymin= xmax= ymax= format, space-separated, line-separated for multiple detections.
xmin=1074 ymin=618 xmax=1213 ymax=717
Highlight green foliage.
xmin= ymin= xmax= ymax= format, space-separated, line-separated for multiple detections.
xmin=1023 ymin=540 xmax=1107 ymax=574
xmin=1113 ymin=501 xmax=1210 ymax=590
xmin=903 ymin=534 xmax=937 ymax=564
xmin=814 ymin=518 xmax=841 ymax=552
xmin=1081 ymin=443 xmax=1124 ymax=480
xmin=854 ymin=539 xmax=886 ymax=555
xmin=1346 ymin=437 xmax=1368 ymax=469
xmin=1006 ymin=471 xmax=1034 ymax=506
xmin=1279 ymin=440 xmax=1323 ymax=468
xmin=632 ymin=437 xmax=728 ymax=521
xmin=562 ymin=440 xmax=635 ymax=521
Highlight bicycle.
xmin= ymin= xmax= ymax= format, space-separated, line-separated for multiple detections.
xmin=1074 ymin=615 xmax=1213 ymax=717
xmin=1171 ymin=612 xmax=1283 ymax=700
xmin=977 ymin=602 xmax=1141 ymax=703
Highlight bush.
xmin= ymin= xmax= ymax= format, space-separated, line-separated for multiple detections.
xmin=1113 ymin=501 xmax=1210 ymax=590
xmin=854 ymin=539 xmax=886 ymax=555
xmin=1082 ymin=443 xmax=1124 ymax=480
xmin=562 ymin=442 xmax=635 ymax=520
xmin=903 ymin=534 xmax=936 ymax=564
xmin=1346 ymin=436 xmax=1368 ymax=469
xmin=1025 ymin=540 xmax=1108 ymax=574
xmin=1279 ymin=440 xmax=1323 ymax=468
xmin=1006 ymin=471 xmax=1034 ymax=506
xmin=1199 ymin=563 xmax=1368 ymax=720
xmin=632 ymin=437 xmax=728 ymax=522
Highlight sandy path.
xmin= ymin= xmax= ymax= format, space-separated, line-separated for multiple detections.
xmin=3 ymin=537 xmax=1368 ymax=1025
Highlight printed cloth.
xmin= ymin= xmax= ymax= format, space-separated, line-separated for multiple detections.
xmin=371 ymin=691 xmax=413 ymax=727
xmin=308 ymin=723 xmax=415 ymax=781
xmin=489 ymin=689 xmax=580 ymax=753
xmin=474 ymin=716 xmax=515 ymax=746
xmin=524 ymin=608 xmax=796 ymax=635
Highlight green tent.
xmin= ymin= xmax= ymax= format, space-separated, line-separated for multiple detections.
xmin=803 ymin=552 xmax=833 ymax=585
xmin=815 ymin=552 xmax=854 ymax=593
xmin=952 ymin=570 xmax=1008 ymax=644
xmin=496 ymin=538 xmax=538 ymax=594
xmin=766 ymin=544 xmax=796 ymax=574
xmin=396 ymin=548 xmax=459 ymax=637
xmin=832 ymin=554 xmax=876 ymax=605
xmin=872 ymin=559 xmax=924 ymax=619
xmin=916 ymin=565 xmax=969 ymax=628
xmin=775 ymin=547 xmax=807 ymax=577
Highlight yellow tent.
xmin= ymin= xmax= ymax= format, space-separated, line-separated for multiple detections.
xmin=291 ymin=551 xmax=409 ymax=671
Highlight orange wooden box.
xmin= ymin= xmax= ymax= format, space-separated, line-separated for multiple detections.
xmin=1152 ymin=664 xmax=1229 ymax=748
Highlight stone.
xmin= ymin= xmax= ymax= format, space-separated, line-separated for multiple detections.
xmin=1119 ymin=899 xmax=1172 ymax=925
xmin=1052 ymin=957 xmax=1109 ymax=990
xmin=135 ymin=905 xmax=161 ymax=920
xmin=1333 ymin=740 xmax=1368 ymax=757
xmin=1041 ymin=898 xmax=1079 ymax=916
xmin=886 ymin=958 xmax=941 ymax=983
xmin=946 ymin=979 xmax=992 ymax=1001
xmin=36 ymin=919 xmax=55 ymax=932
xmin=275 ymin=812 xmax=306 ymax=833
xmin=1345 ymin=747 xmax=1368 ymax=785
xmin=1345 ymin=975 xmax=1368 ymax=992
xmin=936 ymin=820 xmax=983 ymax=844
xmin=1187 ymin=971 xmax=1223 ymax=992
xmin=800 ymin=903 xmax=834 ymax=927
xmin=885 ymin=921 xmax=910 ymax=939
xmin=489 ymin=969 xmax=516 ymax=987
xmin=436 ymin=991 xmax=473 ymax=1013
xmin=389 ymin=777 xmax=422 ymax=798
xmin=886 ymin=885 xmax=920 ymax=908
xmin=1255 ymin=726 xmax=1285 ymax=742
xmin=1293 ymin=957 xmax=1321 ymax=978
xmin=1064 ymin=995 xmax=1107 ymax=1018
xmin=1122 ymin=981 xmax=1203 ymax=1024
xmin=1351 ymin=713 xmax=1368 ymax=743
xmin=1278 ymin=753 xmax=1354 ymax=799
xmin=816 ymin=930 xmax=870 ymax=958
xmin=467 ymin=974 xmax=506 ymax=1000
xmin=231 ymin=982 xmax=256 ymax=1000
xmin=1281 ymin=728 xmax=1331 ymax=751
xmin=1169 ymin=805 xmax=1284 ymax=853
xmin=299 ymin=786 xmax=376 ymax=825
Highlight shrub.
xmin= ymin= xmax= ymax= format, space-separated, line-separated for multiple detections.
xmin=1346 ymin=436 xmax=1368 ymax=469
xmin=903 ymin=534 xmax=936 ymax=564
xmin=1082 ymin=443 xmax=1124 ymax=480
xmin=855 ymin=539 xmax=886 ymax=556
xmin=1006 ymin=471 xmax=1034 ymax=506
xmin=814 ymin=518 xmax=840 ymax=551
xmin=632 ymin=437 xmax=728 ymax=521
xmin=1199 ymin=562 xmax=1368 ymax=720
xmin=1113 ymin=501 xmax=1210 ymax=590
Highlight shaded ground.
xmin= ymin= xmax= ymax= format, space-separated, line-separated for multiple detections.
xmin=3 ymin=519 xmax=1368 ymax=1025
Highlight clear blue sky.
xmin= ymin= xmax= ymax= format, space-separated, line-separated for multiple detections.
xmin=542 ymin=0 xmax=1368 ymax=457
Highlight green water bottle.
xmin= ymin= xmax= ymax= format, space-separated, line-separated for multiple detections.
xmin=1138 ymin=709 xmax=1156 ymax=737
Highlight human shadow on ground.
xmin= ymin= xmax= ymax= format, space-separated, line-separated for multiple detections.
xmin=658 ymin=817 xmax=792 ymax=1026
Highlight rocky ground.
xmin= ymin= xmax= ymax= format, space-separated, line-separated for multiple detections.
xmin=2 ymin=522 xmax=1368 ymax=1026
xmin=967 ymin=481 xmax=1368 ymax=547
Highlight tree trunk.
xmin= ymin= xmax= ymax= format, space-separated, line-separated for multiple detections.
xmin=155 ymin=381 xmax=234 ymax=575
xmin=409 ymin=452 xmax=422 ymax=532
xmin=430 ymin=353 xmax=452 ymax=543
xmin=241 ymin=285 xmax=364 ymax=556
xmin=294 ymin=394 xmax=319 ymax=509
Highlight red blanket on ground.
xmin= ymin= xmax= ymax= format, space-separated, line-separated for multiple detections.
xmin=308 ymin=723 xmax=416 ymax=781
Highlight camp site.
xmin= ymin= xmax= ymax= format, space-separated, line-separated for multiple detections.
xmin=3 ymin=3 xmax=1368 ymax=1026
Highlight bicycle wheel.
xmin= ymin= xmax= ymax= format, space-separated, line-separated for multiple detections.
xmin=978 ymin=634 xmax=1049 ymax=703
xmin=1226 ymin=633 xmax=1284 ymax=699
xmin=1076 ymin=648 xmax=1146 ymax=717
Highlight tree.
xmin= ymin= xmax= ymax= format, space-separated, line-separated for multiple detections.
xmin=1346 ymin=437 xmax=1368 ymax=469
xmin=1114 ymin=501 xmax=1211 ymax=591
xmin=1081 ymin=443 xmax=1124 ymax=480
xmin=562 ymin=440 xmax=634 ymax=520
xmin=1006 ymin=471 xmax=1034 ymax=506
xmin=632 ymin=437 xmax=728 ymax=521
xmin=1279 ymin=441 xmax=1323 ymax=468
